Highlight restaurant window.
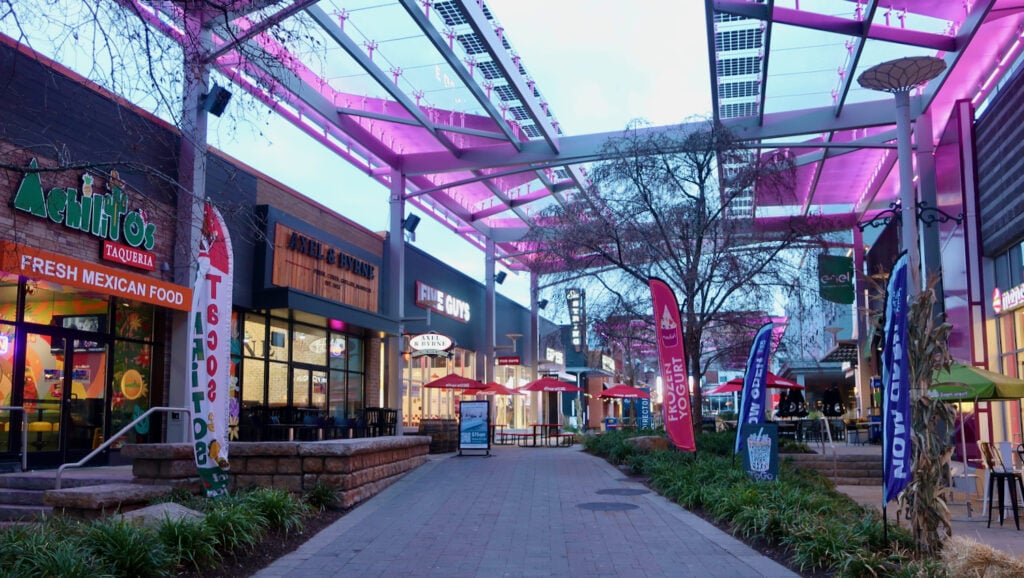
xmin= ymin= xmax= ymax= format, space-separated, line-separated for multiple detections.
xmin=292 ymin=323 xmax=326 ymax=365
xmin=23 ymin=281 xmax=107 ymax=326
xmin=242 ymin=356 xmax=266 ymax=407
xmin=0 ymin=275 xmax=16 ymax=322
xmin=268 ymin=317 xmax=289 ymax=362
xmin=268 ymin=361 xmax=288 ymax=408
xmin=243 ymin=314 xmax=267 ymax=359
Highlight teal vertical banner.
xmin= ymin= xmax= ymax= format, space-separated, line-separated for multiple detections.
xmin=740 ymin=423 xmax=779 ymax=482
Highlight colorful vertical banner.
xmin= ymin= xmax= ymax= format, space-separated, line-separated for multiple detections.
xmin=882 ymin=253 xmax=911 ymax=505
xmin=188 ymin=203 xmax=233 ymax=497
xmin=648 ymin=278 xmax=695 ymax=452
xmin=734 ymin=323 xmax=773 ymax=455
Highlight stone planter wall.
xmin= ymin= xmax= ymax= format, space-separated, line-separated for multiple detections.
xmin=122 ymin=436 xmax=430 ymax=509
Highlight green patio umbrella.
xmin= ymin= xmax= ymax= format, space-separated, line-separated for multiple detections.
xmin=929 ymin=363 xmax=1024 ymax=475
xmin=930 ymin=363 xmax=1024 ymax=401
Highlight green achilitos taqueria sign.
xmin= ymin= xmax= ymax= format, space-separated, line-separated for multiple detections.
xmin=12 ymin=158 xmax=157 ymax=251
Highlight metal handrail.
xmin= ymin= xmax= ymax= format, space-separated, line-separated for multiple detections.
xmin=55 ymin=406 xmax=193 ymax=489
xmin=0 ymin=406 xmax=28 ymax=472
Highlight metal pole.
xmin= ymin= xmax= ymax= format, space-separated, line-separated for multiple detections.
xmin=894 ymin=89 xmax=921 ymax=294
xmin=388 ymin=169 xmax=406 ymax=431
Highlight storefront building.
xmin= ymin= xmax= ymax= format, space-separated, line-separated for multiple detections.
xmin=0 ymin=39 xmax=192 ymax=468
xmin=976 ymin=62 xmax=1024 ymax=445
xmin=400 ymin=247 xmax=554 ymax=430
xmin=0 ymin=39 xmax=555 ymax=467
xmin=234 ymin=201 xmax=395 ymax=440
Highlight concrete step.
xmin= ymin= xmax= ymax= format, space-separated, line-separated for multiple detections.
xmin=0 ymin=504 xmax=52 ymax=523
xmin=0 ymin=466 xmax=133 ymax=491
xmin=0 ymin=488 xmax=47 ymax=506
xmin=832 ymin=476 xmax=882 ymax=486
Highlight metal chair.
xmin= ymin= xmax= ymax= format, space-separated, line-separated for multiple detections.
xmin=979 ymin=441 xmax=1024 ymax=529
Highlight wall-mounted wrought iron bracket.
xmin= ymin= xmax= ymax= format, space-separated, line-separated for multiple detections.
xmin=916 ymin=201 xmax=964 ymax=227
xmin=856 ymin=202 xmax=901 ymax=231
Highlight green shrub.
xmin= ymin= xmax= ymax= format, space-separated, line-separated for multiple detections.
xmin=157 ymin=515 xmax=221 ymax=572
xmin=243 ymin=487 xmax=308 ymax=535
xmin=304 ymin=480 xmax=343 ymax=512
xmin=16 ymin=539 xmax=107 ymax=577
xmin=584 ymin=429 xmax=935 ymax=576
xmin=81 ymin=517 xmax=173 ymax=577
xmin=204 ymin=497 xmax=269 ymax=552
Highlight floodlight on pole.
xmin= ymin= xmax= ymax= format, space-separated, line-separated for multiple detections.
xmin=857 ymin=56 xmax=946 ymax=294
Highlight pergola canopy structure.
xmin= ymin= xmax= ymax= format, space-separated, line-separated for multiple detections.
xmin=706 ymin=0 xmax=1024 ymax=221
xmin=107 ymin=1 xmax=1024 ymax=271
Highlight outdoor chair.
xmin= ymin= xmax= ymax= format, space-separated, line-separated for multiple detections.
xmin=363 ymin=407 xmax=383 ymax=437
xmin=381 ymin=409 xmax=398 ymax=436
xmin=979 ymin=441 xmax=1024 ymax=529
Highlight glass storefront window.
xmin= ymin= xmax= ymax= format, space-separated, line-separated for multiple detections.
xmin=268 ymin=361 xmax=288 ymax=407
xmin=1016 ymin=310 xmax=1024 ymax=353
xmin=347 ymin=336 xmax=362 ymax=372
xmin=347 ymin=373 xmax=364 ymax=417
xmin=292 ymin=369 xmax=310 ymax=407
xmin=269 ymin=318 xmax=289 ymax=362
xmin=242 ymin=359 xmax=266 ymax=406
xmin=114 ymin=299 xmax=154 ymax=341
xmin=243 ymin=314 xmax=267 ymax=359
xmin=329 ymin=335 xmax=347 ymax=370
xmin=111 ymin=340 xmax=152 ymax=443
xmin=0 ymin=276 xmax=17 ymax=322
xmin=329 ymin=370 xmax=347 ymax=420
xmin=292 ymin=324 xmax=325 ymax=365
xmin=0 ymin=322 xmax=14 ymax=451
xmin=23 ymin=281 xmax=107 ymax=327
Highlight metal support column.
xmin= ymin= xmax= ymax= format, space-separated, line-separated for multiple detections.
xmin=388 ymin=169 xmax=406 ymax=431
xmin=168 ymin=6 xmax=212 ymax=442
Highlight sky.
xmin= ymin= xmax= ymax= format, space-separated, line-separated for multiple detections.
xmin=210 ymin=1 xmax=712 ymax=316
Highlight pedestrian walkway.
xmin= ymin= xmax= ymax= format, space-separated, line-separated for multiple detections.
xmin=253 ymin=445 xmax=797 ymax=577
xmin=812 ymin=440 xmax=1024 ymax=559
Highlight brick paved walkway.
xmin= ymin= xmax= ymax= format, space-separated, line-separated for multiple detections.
xmin=253 ymin=445 xmax=797 ymax=577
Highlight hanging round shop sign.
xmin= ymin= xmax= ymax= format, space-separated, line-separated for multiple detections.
xmin=409 ymin=333 xmax=454 ymax=358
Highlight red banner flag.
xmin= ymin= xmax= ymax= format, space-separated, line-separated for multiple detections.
xmin=648 ymin=278 xmax=696 ymax=452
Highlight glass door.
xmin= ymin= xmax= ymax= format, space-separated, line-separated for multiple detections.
xmin=23 ymin=328 xmax=107 ymax=467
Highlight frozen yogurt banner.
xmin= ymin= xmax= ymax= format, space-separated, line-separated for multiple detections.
xmin=647 ymin=278 xmax=695 ymax=452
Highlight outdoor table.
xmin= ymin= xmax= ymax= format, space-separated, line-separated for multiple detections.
xmin=529 ymin=423 xmax=560 ymax=446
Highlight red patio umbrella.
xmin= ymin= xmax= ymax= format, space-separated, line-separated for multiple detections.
xmin=598 ymin=384 xmax=651 ymax=399
xmin=476 ymin=382 xmax=525 ymax=396
xmin=520 ymin=377 xmax=583 ymax=392
xmin=421 ymin=373 xmax=486 ymax=391
xmin=707 ymin=382 xmax=742 ymax=395
xmin=721 ymin=372 xmax=804 ymax=390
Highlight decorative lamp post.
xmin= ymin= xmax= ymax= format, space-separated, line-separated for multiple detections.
xmin=857 ymin=56 xmax=946 ymax=294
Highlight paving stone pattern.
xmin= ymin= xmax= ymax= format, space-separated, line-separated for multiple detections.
xmin=253 ymin=446 xmax=797 ymax=578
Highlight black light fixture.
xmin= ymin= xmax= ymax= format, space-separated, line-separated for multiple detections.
xmin=537 ymin=299 xmax=548 ymax=310
xmin=495 ymin=271 xmax=507 ymax=285
xmin=201 ymin=83 xmax=233 ymax=117
xmin=402 ymin=214 xmax=421 ymax=233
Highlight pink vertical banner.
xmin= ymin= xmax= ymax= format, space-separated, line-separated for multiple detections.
xmin=648 ymin=278 xmax=696 ymax=452
xmin=188 ymin=203 xmax=233 ymax=497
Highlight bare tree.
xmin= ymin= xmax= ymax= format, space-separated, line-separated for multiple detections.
xmin=527 ymin=118 xmax=835 ymax=426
